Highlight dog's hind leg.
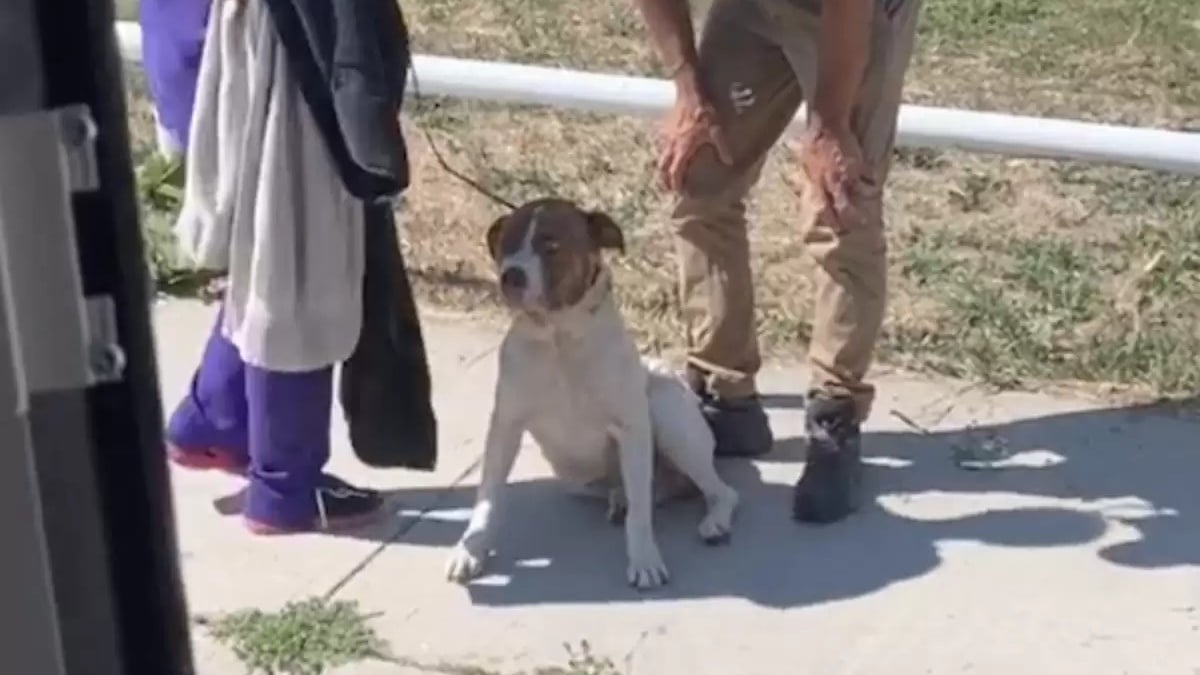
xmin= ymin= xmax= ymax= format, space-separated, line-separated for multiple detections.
xmin=646 ymin=367 xmax=739 ymax=545
xmin=611 ymin=446 xmax=702 ymax=524
xmin=653 ymin=459 xmax=701 ymax=505
xmin=603 ymin=440 xmax=628 ymax=525
xmin=607 ymin=486 xmax=628 ymax=525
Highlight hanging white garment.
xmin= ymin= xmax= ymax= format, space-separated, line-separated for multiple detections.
xmin=174 ymin=0 xmax=364 ymax=373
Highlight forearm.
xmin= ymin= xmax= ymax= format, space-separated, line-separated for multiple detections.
xmin=633 ymin=0 xmax=700 ymax=94
xmin=813 ymin=0 xmax=873 ymax=129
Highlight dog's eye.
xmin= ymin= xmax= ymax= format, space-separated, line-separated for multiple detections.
xmin=543 ymin=241 xmax=561 ymax=254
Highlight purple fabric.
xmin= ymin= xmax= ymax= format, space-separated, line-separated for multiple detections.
xmin=166 ymin=309 xmax=251 ymax=463
xmin=139 ymin=0 xmax=212 ymax=151
xmin=167 ymin=309 xmax=333 ymax=529
xmin=242 ymin=361 xmax=334 ymax=530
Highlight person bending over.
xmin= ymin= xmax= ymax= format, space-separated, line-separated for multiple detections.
xmin=632 ymin=0 xmax=923 ymax=523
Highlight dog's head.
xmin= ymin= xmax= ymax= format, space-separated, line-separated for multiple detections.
xmin=485 ymin=198 xmax=625 ymax=315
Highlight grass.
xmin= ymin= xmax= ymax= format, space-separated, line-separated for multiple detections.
xmin=202 ymin=599 xmax=388 ymax=675
xmin=201 ymin=598 xmax=620 ymax=675
xmin=123 ymin=0 xmax=1200 ymax=400
xmin=114 ymin=0 xmax=136 ymax=20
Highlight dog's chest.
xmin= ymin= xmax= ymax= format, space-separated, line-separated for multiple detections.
xmin=520 ymin=337 xmax=633 ymax=483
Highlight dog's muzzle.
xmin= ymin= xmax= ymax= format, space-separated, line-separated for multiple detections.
xmin=499 ymin=263 xmax=536 ymax=309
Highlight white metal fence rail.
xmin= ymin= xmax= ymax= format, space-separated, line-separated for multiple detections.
xmin=113 ymin=21 xmax=1200 ymax=176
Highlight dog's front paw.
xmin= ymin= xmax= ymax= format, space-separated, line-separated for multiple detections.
xmin=445 ymin=543 xmax=487 ymax=584
xmin=698 ymin=486 xmax=739 ymax=545
xmin=626 ymin=539 xmax=669 ymax=590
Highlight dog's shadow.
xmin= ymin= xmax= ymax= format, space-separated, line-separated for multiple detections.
xmin=365 ymin=460 xmax=1108 ymax=610
xmin=215 ymin=399 xmax=1199 ymax=610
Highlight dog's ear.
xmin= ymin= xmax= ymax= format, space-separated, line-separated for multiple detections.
xmin=485 ymin=215 xmax=507 ymax=263
xmin=587 ymin=211 xmax=625 ymax=255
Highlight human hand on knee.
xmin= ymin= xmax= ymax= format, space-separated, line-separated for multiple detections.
xmin=790 ymin=120 xmax=865 ymax=233
xmin=658 ymin=82 xmax=734 ymax=193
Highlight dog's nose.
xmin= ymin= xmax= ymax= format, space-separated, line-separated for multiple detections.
xmin=500 ymin=267 xmax=527 ymax=290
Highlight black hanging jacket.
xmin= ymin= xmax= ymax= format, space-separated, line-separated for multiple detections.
xmin=262 ymin=0 xmax=437 ymax=470
xmin=261 ymin=0 xmax=411 ymax=200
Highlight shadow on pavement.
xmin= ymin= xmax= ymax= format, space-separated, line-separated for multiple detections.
xmin=216 ymin=399 xmax=1200 ymax=609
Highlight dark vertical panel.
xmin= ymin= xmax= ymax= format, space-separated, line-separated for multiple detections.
xmin=31 ymin=0 xmax=197 ymax=672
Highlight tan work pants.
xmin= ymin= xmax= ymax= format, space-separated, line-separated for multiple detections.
xmin=674 ymin=0 xmax=922 ymax=421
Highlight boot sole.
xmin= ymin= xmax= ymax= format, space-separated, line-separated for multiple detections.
xmin=167 ymin=445 xmax=248 ymax=477
xmin=243 ymin=508 xmax=385 ymax=536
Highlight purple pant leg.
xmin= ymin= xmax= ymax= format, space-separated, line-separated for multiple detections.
xmin=243 ymin=364 xmax=334 ymax=529
xmin=139 ymin=0 xmax=211 ymax=152
xmin=166 ymin=310 xmax=250 ymax=463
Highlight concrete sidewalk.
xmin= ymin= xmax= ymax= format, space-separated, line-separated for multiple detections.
xmin=154 ymin=300 xmax=1200 ymax=675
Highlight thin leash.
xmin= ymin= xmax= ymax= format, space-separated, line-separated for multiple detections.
xmin=404 ymin=64 xmax=670 ymax=537
xmin=406 ymin=62 xmax=519 ymax=211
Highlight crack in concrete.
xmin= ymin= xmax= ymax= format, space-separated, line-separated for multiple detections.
xmin=321 ymin=340 xmax=501 ymax=601
xmin=322 ymin=453 xmax=484 ymax=602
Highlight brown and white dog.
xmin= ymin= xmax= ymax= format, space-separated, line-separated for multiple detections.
xmin=444 ymin=198 xmax=739 ymax=589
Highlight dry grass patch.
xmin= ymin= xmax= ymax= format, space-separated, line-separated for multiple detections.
xmin=124 ymin=0 xmax=1200 ymax=398
xmin=397 ymin=0 xmax=1199 ymax=398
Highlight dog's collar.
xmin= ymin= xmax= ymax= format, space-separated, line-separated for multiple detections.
xmin=574 ymin=265 xmax=613 ymax=316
